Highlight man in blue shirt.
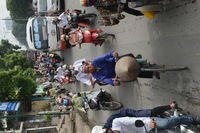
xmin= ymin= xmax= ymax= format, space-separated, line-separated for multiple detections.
xmin=83 ymin=51 xmax=120 ymax=86
xmin=82 ymin=51 xmax=159 ymax=86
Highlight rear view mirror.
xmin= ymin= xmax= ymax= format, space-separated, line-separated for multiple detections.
xmin=135 ymin=120 xmax=145 ymax=127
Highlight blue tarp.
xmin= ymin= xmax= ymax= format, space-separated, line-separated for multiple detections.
xmin=0 ymin=102 xmax=20 ymax=111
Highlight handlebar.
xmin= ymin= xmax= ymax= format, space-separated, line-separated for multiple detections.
xmin=152 ymin=119 xmax=157 ymax=133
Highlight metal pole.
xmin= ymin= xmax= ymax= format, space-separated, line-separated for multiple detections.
xmin=0 ymin=18 xmax=28 ymax=21
xmin=0 ymin=111 xmax=70 ymax=119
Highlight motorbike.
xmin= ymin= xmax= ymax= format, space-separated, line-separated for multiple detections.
xmin=82 ymin=29 xmax=115 ymax=46
xmin=82 ymin=89 xmax=123 ymax=111
xmin=135 ymin=108 xmax=198 ymax=133
xmin=80 ymin=0 xmax=169 ymax=20
xmin=97 ymin=13 xmax=125 ymax=26
xmin=68 ymin=10 xmax=97 ymax=28
xmin=80 ymin=0 xmax=125 ymax=26
xmin=66 ymin=28 xmax=115 ymax=47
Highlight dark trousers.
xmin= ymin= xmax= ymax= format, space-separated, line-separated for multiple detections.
xmin=123 ymin=3 xmax=144 ymax=16
xmin=120 ymin=105 xmax=171 ymax=117
xmin=103 ymin=105 xmax=171 ymax=129
xmin=150 ymin=105 xmax=171 ymax=116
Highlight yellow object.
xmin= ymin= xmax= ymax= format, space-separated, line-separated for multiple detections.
xmin=141 ymin=11 xmax=155 ymax=20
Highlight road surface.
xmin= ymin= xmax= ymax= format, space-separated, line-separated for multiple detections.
xmin=63 ymin=0 xmax=200 ymax=125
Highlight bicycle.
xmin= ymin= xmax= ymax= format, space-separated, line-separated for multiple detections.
xmin=115 ymin=55 xmax=188 ymax=81
xmin=140 ymin=63 xmax=188 ymax=72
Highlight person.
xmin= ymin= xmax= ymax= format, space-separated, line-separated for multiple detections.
xmin=103 ymin=101 xmax=178 ymax=129
xmin=57 ymin=96 xmax=63 ymax=105
xmin=52 ymin=10 xmax=71 ymax=29
xmin=118 ymin=2 xmax=144 ymax=16
xmin=73 ymin=58 xmax=96 ymax=87
xmin=60 ymin=28 xmax=104 ymax=48
xmin=71 ymin=91 xmax=92 ymax=112
xmin=105 ymin=115 xmax=200 ymax=133
xmin=82 ymin=51 xmax=159 ymax=86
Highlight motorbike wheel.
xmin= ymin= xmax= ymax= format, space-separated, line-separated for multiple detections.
xmin=81 ymin=13 xmax=97 ymax=19
xmin=97 ymin=33 xmax=115 ymax=40
xmin=101 ymin=101 xmax=123 ymax=111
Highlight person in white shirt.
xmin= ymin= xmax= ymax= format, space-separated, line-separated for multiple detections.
xmin=106 ymin=116 xmax=200 ymax=133
xmin=91 ymin=126 xmax=105 ymax=133
xmin=73 ymin=58 xmax=96 ymax=87
xmin=54 ymin=65 xmax=67 ymax=79
xmin=52 ymin=10 xmax=71 ymax=29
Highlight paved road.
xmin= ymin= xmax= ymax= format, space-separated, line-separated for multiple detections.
xmin=63 ymin=0 xmax=200 ymax=125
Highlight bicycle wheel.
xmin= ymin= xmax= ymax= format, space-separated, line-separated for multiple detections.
xmin=81 ymin=13 xmax=97 ymax=19
xmin=101 ymin=101 xmax=123 ymax=111
xmin=141 ymin=65 xmax=188 ymax=72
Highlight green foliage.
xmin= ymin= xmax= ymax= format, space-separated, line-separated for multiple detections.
xmin=6 ymin=0 xmax=33 ymax=47
xmin=6 ymin=0 xmax=33 ymax=19
xmin=0 ymin=70 xmax=16 ymax=101
xmin=0 ymin=40 xmax=20 ymax=57
xmin=2 ymin=52 xmax=33 ymax=70
xmin=12 ymin=22 xmax=27 ymax=46
xmin=14 ymin=75 xmax=36 ymax=99
xmin=43 ymin=115 xmax=52 ymax=121
xmin=0 ymin=40 xmax=37 ymax=101
xmin=0 ymin=67 xmax=37 ymax=101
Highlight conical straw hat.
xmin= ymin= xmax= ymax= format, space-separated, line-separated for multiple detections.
xmin=115 ymin=56 xmax=140 ymax=81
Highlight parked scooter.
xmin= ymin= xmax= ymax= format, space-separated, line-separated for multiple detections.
xmin=82 ymin=89 xmax=122 ymax=111
xmin=80 ymin=0 xmax=125 ymax=26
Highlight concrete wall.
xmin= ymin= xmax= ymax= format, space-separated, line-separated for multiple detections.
xmin=74 ymin=112 xmax=91 ymax=133
xmin=60 ymin=111 xmax=91 ymax=133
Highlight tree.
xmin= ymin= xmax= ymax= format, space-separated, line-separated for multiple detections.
xmin=2 ymin=52 xmax=33 ymax=70
xmin=0 ymin=70 xmax=16 ymax=101
xmin=0 ymin=67 xmax=36 ymax=101
xmin=6 ymin=0 xmax=34 ymax=47
xmin=12 ymin=22 xmax=28 ymax=46
xmin=0 ymin=40 xmax=36 ymax=101
xmin=6 ymin=0 xmax=33 ymax=19
xmin=0 ymin=40 xmax=20 ymax=58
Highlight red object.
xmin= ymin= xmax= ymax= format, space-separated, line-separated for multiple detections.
xmin=83 ymin=30 xmax=104 ymax=45
xmin=58 ymin=97 xmax=63 ymax=104
xmin=63 ymin=78 xmax=70 ymax=83
xmin=83 ymin=30 xmax=92 ymax=42
xmin=60 ymin=40 xmax=67 ymax=50
xmin=80 ymin=0 xmax=87 ymax=7
xmin=78 ymin=23 xmax=89 ymax=28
